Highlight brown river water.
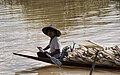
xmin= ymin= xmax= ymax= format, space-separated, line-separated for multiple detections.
xmin=0 ymin=0 xmax=120 ymax=75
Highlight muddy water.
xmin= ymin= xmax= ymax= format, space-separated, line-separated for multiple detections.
xmin=15 ymin=66 xmax=120 ymax=75
xmin=0 ymin=0 xmax=120 ymax=75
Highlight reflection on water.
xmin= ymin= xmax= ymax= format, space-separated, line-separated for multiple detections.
xmin=1 ymin=0 xmax=114 ymax=27
xmin=0 ymin=0 xmax=120 ymax=75
xmin=15 ymin=66 xmax=120 ymax=75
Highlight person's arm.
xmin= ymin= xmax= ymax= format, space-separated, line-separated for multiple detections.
xmin=43 ymin=45 xmax=50 ymax=50
xmin=50 ymin=49 xmax=60 ymax=56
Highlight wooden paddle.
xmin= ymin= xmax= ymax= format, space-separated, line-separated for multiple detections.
xmin=46 ymin=53 xmax=62 ymax=68
xmin=37 ymin=47 xmax=62 ymax=68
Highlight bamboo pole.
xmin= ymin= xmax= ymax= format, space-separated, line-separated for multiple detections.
xmin=89 ymin=50 xmax=99 ymax=75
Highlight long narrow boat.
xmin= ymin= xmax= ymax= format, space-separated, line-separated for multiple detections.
xmin=13 ymin=53 xmax=120 ymax=69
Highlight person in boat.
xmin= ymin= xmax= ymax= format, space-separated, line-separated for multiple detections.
xmin=37 ymin=25 xmax=61 ymax=58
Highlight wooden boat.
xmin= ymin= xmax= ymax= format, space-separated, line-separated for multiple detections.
xmin=13 ymin=53 xmax=120 ymax=69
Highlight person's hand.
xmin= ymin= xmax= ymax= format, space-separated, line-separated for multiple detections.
xmin=37 ymin=47 xmax=42 ymax=50
xmin=44 ymin=51 xmax=49 ymax=54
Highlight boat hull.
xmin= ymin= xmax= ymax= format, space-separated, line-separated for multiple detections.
xmin=13 ymin=53 xmax=120 ymax=69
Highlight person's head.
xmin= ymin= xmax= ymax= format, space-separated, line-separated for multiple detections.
xmin=47 ymin=29 xmax=56 ymax=37
xmin=42 ymin=25 xmax=61 ymax=37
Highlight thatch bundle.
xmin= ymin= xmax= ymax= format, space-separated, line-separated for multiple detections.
xmin=63 ymin=41 xmax=120 ymax=67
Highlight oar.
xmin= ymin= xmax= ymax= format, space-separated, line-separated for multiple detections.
xmin=89 ymin=50 xmax=99 ymax=75
xmin=46 ymin=53 xmax=62 ymax=68
xmin=37 ymin=47 xmax=62 ymax=68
